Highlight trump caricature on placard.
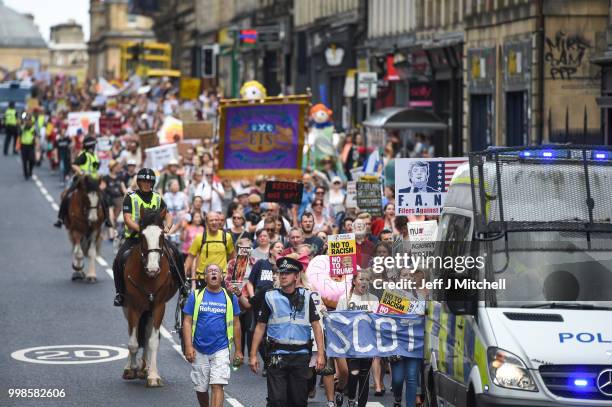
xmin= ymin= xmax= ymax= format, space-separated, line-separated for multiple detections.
xmin=397 ymin=161 xmax=441 ymax=193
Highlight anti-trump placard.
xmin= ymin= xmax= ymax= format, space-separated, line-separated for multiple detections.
xmin=328 ymin=233 xmax=357 ymax=277
xmin=394 ymin=158 xmax=468 ymax=216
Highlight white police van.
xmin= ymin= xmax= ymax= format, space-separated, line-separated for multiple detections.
xmin=424 ymin=146 xmax=612 ymax=406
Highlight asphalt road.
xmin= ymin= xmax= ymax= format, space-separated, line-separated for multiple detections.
xmin=0 ymin=140 xmax=394 ymax=407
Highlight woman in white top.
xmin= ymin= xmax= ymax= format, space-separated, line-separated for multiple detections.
xmin=162 ymin=179 xmax=188 ymax=244
xmin=311 ymin=198 xmax=333 ymax=233
xmin=328 ymin=176 xmax=346 ymax=218
xmin=383 ymin=202 xmax=399 ymax=236
xmin=250 ymin=229 xmax=270 ymax=262
xmin=335 ymin=269 xmax=379 ymax=407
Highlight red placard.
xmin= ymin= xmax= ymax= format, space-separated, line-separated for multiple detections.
xmin=99 ymin=116 xmax=122 ymax=135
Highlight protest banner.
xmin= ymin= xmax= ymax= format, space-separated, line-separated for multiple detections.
xmin=183 ymin=121 xmax=213 ymax=139
xmin=218 ymin=96 xmax=308 ymax=179
xmin=345 ymin=181 xmax=357 ymax=209
xmin=325 ymin=311 xmax=424 ymax=358
xmin=144 ymin=143 xmax=179 ymax=171
xmin=328 ymin=233 xmax=357 ymax=277
xmin=99 ymin=115 xmax=122 ymax=135
xmin=67 ymin=111 xmax=101 ymax=136
xmin=408 ymin=220 xmax=438 ymax=256
xmin=264 ymin=181 xmax=304 ymax=204
xmin=139 ymin=131 xmax=159 ymax=150
xmin=395 ymin=158 xmax=468 ymax=216
xmin=157 ymin=116 xmax=183 ymax=144
xmin=179 ymin=77 xmax=201 ymax=100
xmin=356 ymin=176 xmax=382 ymax=217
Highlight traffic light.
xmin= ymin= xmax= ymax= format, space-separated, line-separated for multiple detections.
xmin=202 ymin=45 xmax=216 ymax=78
xmin=240 ymin=29 xmax=258 ymax=45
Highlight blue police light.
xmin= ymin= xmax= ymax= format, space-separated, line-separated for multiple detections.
xmin=519 ymin=151 xmax=532 ymax=158
xmin=541 ymin=151 xmax=553 ymax=158
xmin=573 ymin=379 xmax=588 ymax=387
xmin=594 ymin=151 xmax=608 ymax=160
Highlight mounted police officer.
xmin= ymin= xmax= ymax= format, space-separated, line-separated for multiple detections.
xmin=72 ymin=136 xmax=100 ymax=178
xmin=249 ymin=257 xmax=325 ymax=407
xmin=53 ymin=136 xmax=111 ymax=228
xmin=111 ymin=167 xmax=185 ymax=306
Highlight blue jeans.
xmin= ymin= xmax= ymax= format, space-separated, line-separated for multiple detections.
xmin=391 ymin=357 xmax=421 ymax=407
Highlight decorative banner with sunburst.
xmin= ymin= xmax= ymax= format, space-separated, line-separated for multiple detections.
xmin=218 ymin=96 xmax=309 ymax=179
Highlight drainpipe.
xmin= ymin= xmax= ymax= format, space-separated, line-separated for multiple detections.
xmin=536 ymin=0 xmax=545 ymax=145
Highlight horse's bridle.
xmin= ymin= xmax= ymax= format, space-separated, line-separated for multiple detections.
xmin=128 ymin=230 xmax=167 ymax=306
xmin=83 ymin=193 xmax=102 ymax=214
xmin=140 ymin=233 xmax=165 ymax=261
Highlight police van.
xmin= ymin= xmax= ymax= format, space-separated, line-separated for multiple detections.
xmin=424 ymin=146 xmax=612 ymax=406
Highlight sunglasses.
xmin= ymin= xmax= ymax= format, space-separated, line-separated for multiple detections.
xmin=265 ymin=228 xmax=275 ymax=233
xmin=232 ymin=216 xmax=243 ymax=220
xmin=312 ymin=202 xmax=323 ymax=207
xmin=315 ymin=191 xmax=325 ymax=195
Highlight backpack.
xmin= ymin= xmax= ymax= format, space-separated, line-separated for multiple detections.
xmin=199 ymin=227 xmax=231 ymax=261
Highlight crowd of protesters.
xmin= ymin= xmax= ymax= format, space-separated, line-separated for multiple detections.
xmin=4 ymin=73 xmax=439 ymax=407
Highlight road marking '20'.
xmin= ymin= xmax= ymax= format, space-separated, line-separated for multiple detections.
xmin=11 ymin=345 xmax=128 ymax=365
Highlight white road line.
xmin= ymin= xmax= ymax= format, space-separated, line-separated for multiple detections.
xmin=226 ymin=399 xmax=244 ymax=407
xmin=31 ymin=174 xmax=59 ymax=212
xmin=32 ymin=169 xmax=246 ymax=407
xmin=159 ymin=326 xmax=172 ymax=339
xmin=365 ymin=403 xmax=385 ymax=407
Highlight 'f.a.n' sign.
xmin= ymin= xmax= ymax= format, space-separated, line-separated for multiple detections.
xmin=324 ymin=311 xmax=424 ymax=358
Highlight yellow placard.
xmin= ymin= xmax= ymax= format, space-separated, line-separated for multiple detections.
xmin=179 ymin=77 xmax=201 ymax=100
xmin=329 ymin=239 xmax=356 ymax=256
xmin=379 ymin=290 xmax=410 ymax=314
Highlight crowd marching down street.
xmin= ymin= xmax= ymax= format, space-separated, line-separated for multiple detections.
xmin=2 ymin=74 xmax=441 ymax=407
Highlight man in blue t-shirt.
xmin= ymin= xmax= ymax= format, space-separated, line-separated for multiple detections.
xmin=183 ymin=263 xmax=242 ymax=407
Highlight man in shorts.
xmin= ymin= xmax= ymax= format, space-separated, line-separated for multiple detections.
xmin=183 ymin=263 xmax=243 ymax=407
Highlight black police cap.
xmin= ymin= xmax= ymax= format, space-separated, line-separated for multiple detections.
xmin=276 ymin=257 xmax=303 ymax=274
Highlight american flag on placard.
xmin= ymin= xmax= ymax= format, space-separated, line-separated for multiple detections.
xmin=428 ymin=159 xmax=468 ymax=193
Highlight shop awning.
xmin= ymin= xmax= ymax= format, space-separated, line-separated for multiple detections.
xmin=362 ymin=107 xmax=447 ymax=130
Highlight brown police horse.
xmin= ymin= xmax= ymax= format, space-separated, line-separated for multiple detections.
xmin=122 ymin=207 xmax=178 ymax=387
xmin=64 ymin=175 xmax=104 ymax=283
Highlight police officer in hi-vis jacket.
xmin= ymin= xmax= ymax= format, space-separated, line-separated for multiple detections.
xmin=249 ymin=257 xmax=325 ymax=407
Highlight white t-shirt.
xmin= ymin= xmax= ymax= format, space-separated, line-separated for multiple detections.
xmin=336 ymin=292 xmax=379 ymax=312
xmin=163 ymin=191 xmax=188 ymax=220
xmin=195 ymin=180 xmax=223 ymax=213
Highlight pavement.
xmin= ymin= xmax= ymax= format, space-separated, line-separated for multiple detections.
xmin=0 ymin=139 xmax=395 ymax=407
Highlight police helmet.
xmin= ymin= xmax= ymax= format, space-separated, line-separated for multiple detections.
xmin=83 ymin=136 xmax=97 ymax=150
xmin=136 ymin=168 xmax=156 ymax=185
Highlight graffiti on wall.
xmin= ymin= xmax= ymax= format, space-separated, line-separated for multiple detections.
xmin=545 ymin=31 xmax=591 ymax=80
